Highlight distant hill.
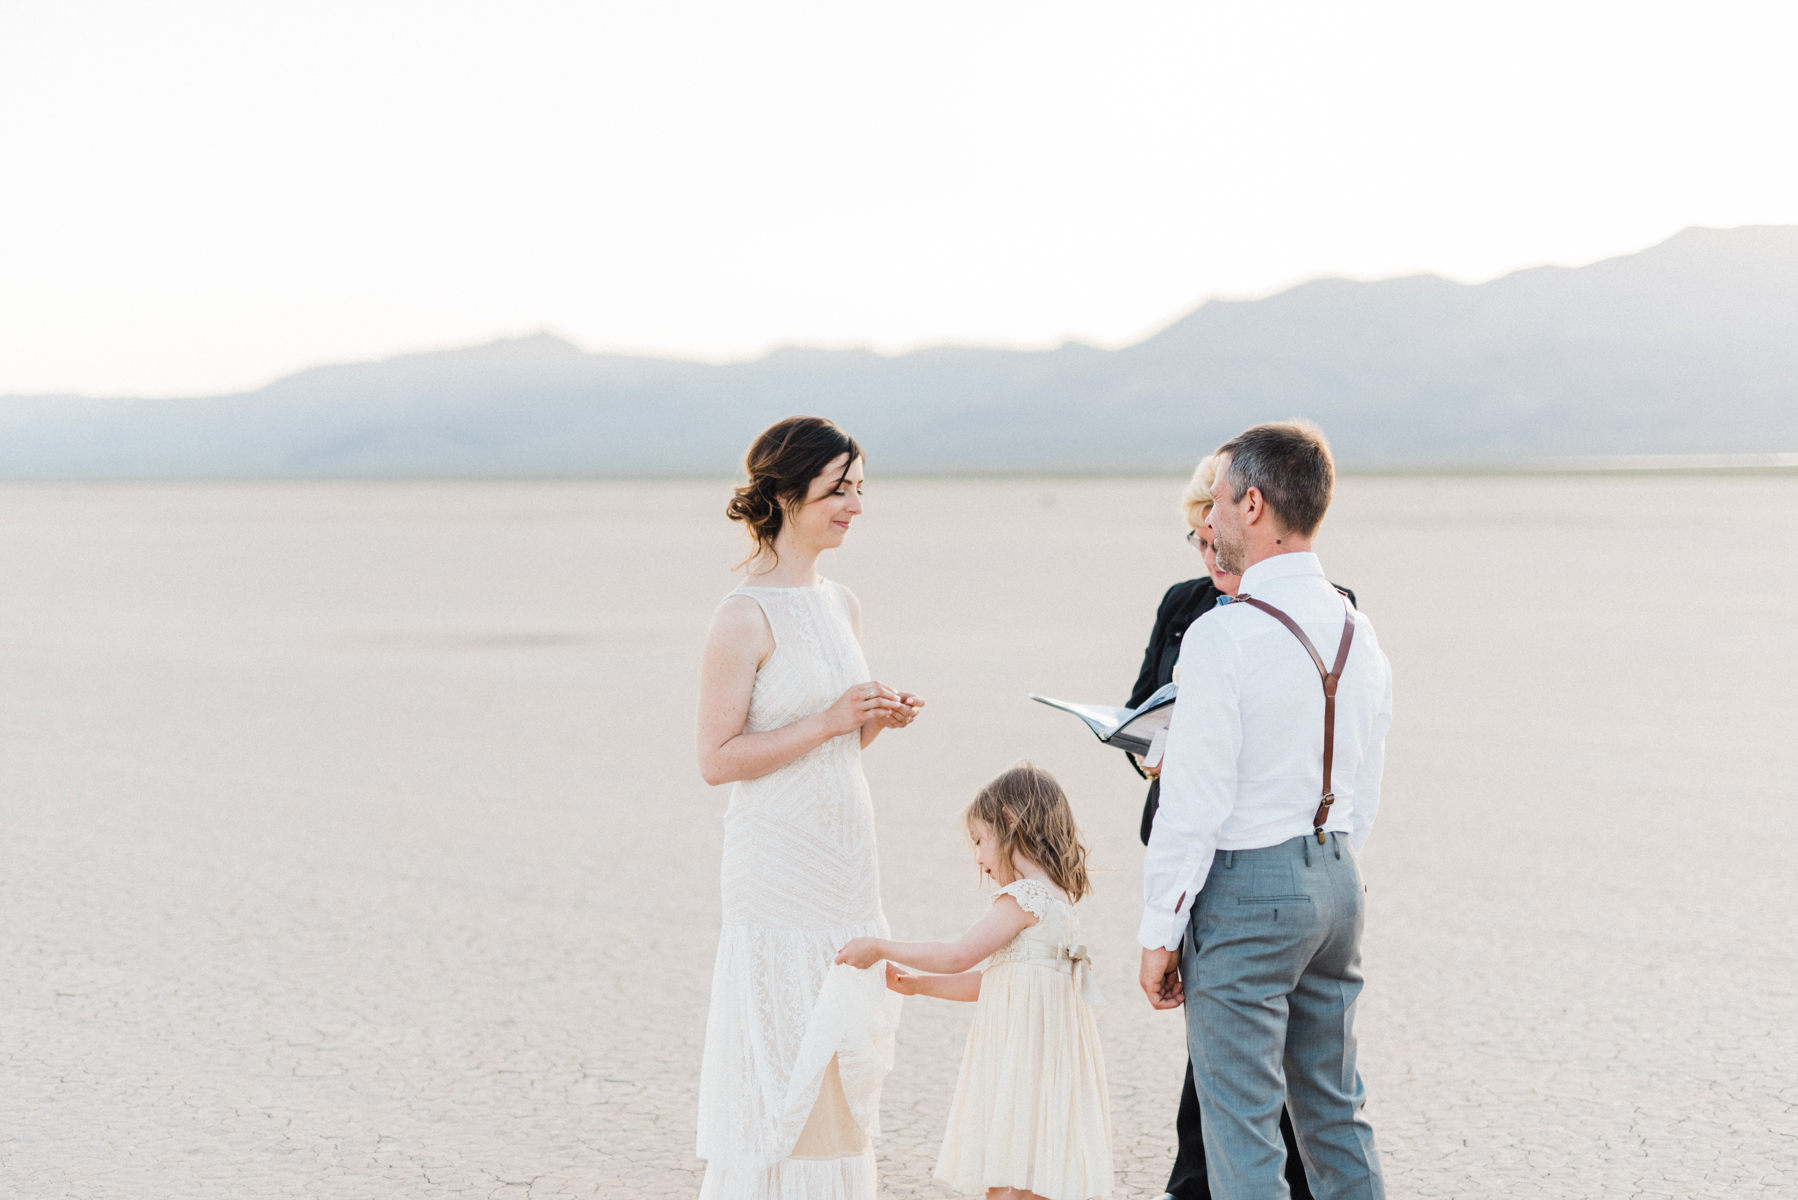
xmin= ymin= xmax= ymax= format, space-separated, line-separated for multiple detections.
xmin=4 ymin=225 xmax=1795 ymax=478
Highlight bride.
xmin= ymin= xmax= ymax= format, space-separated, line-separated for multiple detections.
xmin=694 ymin=416 xmax=924 ymax=1198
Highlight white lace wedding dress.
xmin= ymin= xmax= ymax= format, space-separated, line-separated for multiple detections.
xmin=696 ymin=579 xmax=903 ymax=1199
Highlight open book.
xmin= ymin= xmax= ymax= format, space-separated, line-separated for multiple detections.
xmin=1029 ymin=682 xmax=1178 ymax=761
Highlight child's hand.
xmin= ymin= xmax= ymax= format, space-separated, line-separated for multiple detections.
xmin=835 ymin=937 xmax=884 ymax=969
xmin=884 ymin=963 xmax=921 ymax=995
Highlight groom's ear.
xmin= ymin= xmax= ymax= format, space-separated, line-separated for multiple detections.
xmin=1241 ymin=485 xmax=1266 ymax=525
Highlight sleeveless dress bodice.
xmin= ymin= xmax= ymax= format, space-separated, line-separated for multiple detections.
xmin=721 ymin=580 xmax=880 ymax=930
xmin=696 ymin=579 xmax=899 ymax=1200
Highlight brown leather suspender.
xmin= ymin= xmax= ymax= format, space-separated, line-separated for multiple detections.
xmin=1234 ymin=594 xmax=1355 ymax=844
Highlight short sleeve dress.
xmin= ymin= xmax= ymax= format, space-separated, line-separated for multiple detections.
xmin=934 ymin=879 xmax=1113 ymax=1200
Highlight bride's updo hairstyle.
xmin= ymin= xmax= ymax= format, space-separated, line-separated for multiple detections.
xmin=726 ymin=416 xmax=865 ymax=568
xmin=965 ymin=763 xmax=1092 ymax=903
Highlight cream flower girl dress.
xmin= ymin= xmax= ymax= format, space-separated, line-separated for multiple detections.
xmin=935 ymin=878 xmax=1113 ymax=1199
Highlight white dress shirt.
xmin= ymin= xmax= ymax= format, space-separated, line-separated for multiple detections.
xmin=1138 ymin=551 xmax=1393 ymax=951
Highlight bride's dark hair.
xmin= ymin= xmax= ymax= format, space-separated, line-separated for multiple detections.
xmin=726 ymin=416 xmax=864 ymax=569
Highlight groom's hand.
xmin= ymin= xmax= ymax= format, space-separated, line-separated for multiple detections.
xmin=1140 ymin=946 xmax=1184 ymax=1009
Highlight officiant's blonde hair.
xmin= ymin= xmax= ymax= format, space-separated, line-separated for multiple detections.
xmin=965 ymin=763 xmax=1091 ymax=903
xmin=1180 ymin=454 xmax=1221 ymax=525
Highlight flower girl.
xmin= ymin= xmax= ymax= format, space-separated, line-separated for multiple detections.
xmin=836 ymin=764 xmax=1112 ymax=1200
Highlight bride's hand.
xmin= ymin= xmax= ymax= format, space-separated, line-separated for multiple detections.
xmin=825 ymin=682 xmax=901 ymax=736
xmin=874 ymin=691 xmax=924 ymax=730
xmin=835 ymin=937 xmax=885 ymax=969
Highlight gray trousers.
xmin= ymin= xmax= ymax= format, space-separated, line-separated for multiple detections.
xmin=1181 ymin=832 xmax=1384 ymax=1200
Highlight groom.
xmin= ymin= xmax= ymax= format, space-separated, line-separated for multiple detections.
xmin=1139 ymin=421 xmax=1392 ymax=1199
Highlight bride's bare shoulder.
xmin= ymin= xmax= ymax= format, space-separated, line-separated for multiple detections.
xmin=705 ymin=593 xmax=774 ymax=657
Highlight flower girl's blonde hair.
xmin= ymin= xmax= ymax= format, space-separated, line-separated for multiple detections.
xmin=964 ymin=763 xmax=1092 ymax=903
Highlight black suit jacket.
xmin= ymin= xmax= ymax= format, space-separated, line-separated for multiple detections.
xmin=1131 ymin=576 xmax=1356 ymax=845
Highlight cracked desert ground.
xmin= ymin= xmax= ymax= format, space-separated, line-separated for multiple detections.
xmin=1 ymin=474 xmax=1794 ymax=1198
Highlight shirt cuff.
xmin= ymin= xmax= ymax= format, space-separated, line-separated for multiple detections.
xmin=1137 ymin=906 xmax=1187 ymax=952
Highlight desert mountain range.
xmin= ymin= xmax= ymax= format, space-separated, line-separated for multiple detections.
xmin=4 ymin=224 xmax=1794 ymax=477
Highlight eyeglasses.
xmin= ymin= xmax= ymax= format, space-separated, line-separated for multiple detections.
xmin=1186 ymin=530 xmax=1208 ymax=550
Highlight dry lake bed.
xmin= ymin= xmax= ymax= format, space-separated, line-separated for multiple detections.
xmin=1 ymin=474 xmax=1794 ymax=1198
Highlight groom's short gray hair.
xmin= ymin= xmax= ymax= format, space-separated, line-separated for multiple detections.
xmin=1215 ymin=421 xmax=1335 ymax=536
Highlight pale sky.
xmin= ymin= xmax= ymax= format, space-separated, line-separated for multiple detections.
xmin=3 ymin=1 xmax=1795 ymax=397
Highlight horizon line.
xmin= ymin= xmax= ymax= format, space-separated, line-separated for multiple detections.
xmin=1 ymin=451 xmax=1794 ymax=487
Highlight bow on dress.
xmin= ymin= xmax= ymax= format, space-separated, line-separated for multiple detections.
xmin=1062 ymin=943 xmax=1106 ymax=1006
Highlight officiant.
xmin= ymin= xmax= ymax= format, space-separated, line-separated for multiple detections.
xmin=1127 ymin=453 xmax=1354 ymax=1200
